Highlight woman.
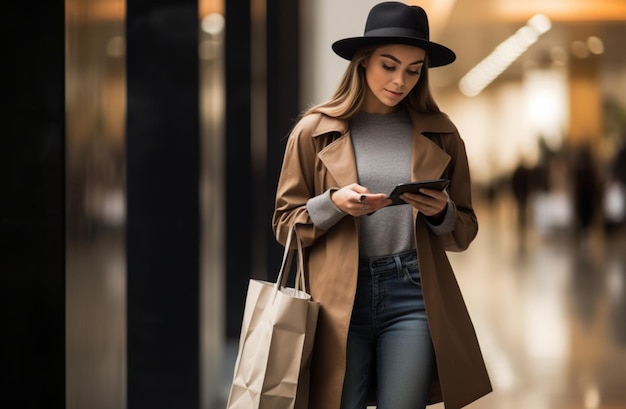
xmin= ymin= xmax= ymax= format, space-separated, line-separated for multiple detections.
xmin=273 ymin=2 xmax=492 ymax=408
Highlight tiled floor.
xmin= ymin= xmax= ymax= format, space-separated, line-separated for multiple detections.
xmin=221 ymin=193 xmax=626 ymax=408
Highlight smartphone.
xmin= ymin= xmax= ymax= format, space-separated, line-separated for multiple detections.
xmin=387 ymin=179 xmax=450 ymax=206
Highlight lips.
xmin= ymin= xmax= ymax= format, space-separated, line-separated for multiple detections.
xmin=385 ymin=89 xmax=403 ymax=98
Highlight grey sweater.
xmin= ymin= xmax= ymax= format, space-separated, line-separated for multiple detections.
xmin=307 ymin=109 xmax=454 ymax=257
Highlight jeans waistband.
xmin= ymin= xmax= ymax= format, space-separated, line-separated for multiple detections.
xmin=359 ymin=250 xmax=417 ymax=269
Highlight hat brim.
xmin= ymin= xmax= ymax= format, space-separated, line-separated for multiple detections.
xmin=332 ymin=36 xmax=456 ymax=67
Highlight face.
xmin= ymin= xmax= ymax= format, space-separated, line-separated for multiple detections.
xmin=361 ymin=44 xmax=426 ymax=114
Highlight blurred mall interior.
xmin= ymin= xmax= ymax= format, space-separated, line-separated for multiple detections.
xmin=3 ymin=0 xmax=626 ymax=408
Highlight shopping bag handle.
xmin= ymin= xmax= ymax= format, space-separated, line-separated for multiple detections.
xmin=275 ymin=225 xmax=307 ymax=294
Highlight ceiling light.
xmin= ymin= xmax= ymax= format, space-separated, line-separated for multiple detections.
xmin=459 ymin=14 xmax=552 ymax=97
xmin=587 ymin=36 xmax=605 ymax=55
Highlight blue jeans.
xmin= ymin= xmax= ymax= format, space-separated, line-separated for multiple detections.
xmin=340 ymin=251 xmax=436 ymax=409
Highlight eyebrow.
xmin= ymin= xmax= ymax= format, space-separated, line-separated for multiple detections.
xmin=380 ymin=53 xmax=424 ymax=65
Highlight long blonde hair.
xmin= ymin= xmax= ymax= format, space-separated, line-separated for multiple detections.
xmin=304 ymin=44 xmax=441 ymax=120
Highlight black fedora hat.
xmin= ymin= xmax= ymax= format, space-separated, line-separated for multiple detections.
xmin=332 ymin=1 xmax=456 ymax=67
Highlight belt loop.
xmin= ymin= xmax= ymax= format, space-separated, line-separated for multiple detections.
xmin=393 ymin=254 xmax=402 ymax=274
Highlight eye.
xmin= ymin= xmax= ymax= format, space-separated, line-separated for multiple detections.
xmin=408 ymin=69 xmax=421 ymax=76
xmin=382 ymin=63 xmax=395 ymax=71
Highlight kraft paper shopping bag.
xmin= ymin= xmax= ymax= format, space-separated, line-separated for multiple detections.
xmin=227 ymin=227 xmax=319 ymax=409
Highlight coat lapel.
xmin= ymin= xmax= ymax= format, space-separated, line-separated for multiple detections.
xmin=312 ymin=115 xmax=358 ymax=188
xmin=317 ymin=132 xmax=359 ymax=188
xmin=409 ymin=110 xmax=454 ymax=182
xmin=411 ymin=131 xmax=451 ymax=182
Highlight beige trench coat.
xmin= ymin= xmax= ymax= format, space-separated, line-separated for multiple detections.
xmin=272 ymin=108 xmax=492 ymax=409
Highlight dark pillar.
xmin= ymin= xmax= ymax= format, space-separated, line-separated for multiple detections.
xmin=223 ymin=0 xmax=301 ymax=340
xmin=225 ymin=0 xmax=253 ymax=339
xmin=126 ymin=1 xmax=200 ymax=407
xmin=266 ymin=0 xmax=301 ymax=272
xmin=1 ymin=2 xmax=65 ymax=408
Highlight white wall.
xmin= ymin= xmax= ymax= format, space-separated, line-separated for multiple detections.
xmin=300 ymin=0 xmax=381 ymax=108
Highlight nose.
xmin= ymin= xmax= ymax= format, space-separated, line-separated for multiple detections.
xmin=392 ymin=72 xmax=406 ymax=88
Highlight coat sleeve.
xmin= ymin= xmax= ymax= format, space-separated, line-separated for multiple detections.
xmin=438 ymin=127 xmax=478 ymax=252
xmin=272 ymin=115 xmax=330 ymax=249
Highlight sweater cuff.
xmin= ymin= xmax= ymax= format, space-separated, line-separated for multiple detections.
xmin=426 ymin=200 xmax=456 ymax=235
xmin=306 ymin=189 xmax=346 ymax=231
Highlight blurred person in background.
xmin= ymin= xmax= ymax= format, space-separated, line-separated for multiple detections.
xmin=511 ymin=159 xmax=532 ymax=249
xmin=272 ymin=2 xmax=491 ymax=408
xmin=614 ymin=133 xmax=626 ymax=187
xmin=571 ymin=142 xmax=601 ymax=241
xmin=605 ymin=131 xmax=626 ymax=231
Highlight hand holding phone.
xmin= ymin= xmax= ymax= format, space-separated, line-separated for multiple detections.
xmin=387 ymin=179 xmax=450 ymax=206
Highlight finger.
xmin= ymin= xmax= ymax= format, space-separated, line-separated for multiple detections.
xmin=403 ymin=194 xmax=436 ymax=213
xmin=357 ymin=192 xmax=389 ymax=205
xmin=351 ymin=184 xmax=370 ymax=195
xmin=401 ymin=193 xmax=426 ymax=206
xmin=418 ymin=188 xmax=442 ymax=200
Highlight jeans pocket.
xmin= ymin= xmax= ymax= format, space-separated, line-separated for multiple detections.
xmin=402 ymin=261 xmax=422 ymax=287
